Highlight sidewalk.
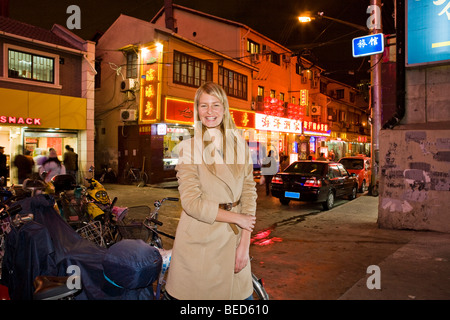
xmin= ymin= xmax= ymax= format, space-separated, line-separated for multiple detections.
xmin=336 ymin=195 xmax=450 ymax=300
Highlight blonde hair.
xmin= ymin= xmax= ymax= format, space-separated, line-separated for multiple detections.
xmin=193 ymin=82 xmax=251 ymax=175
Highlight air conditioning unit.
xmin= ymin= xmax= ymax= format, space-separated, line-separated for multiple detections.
xmin=251 ymin=53 xmax=262 ymax=64
xmin=120 ymin=78 xmax=139 ymax=91
xmin=120 ymin=109 xmax=137 ymax=121
xmin=311 ymin=105 xmax=321 ymax=115
xmin=282 ymin=54 xmax=291 ymax=63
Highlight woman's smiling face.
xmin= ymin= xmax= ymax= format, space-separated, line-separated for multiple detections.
xmin=197 ymin=92 xmax=224 ymax=128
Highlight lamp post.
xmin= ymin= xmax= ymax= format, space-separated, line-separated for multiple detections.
xmin=298 ymin=0 xmax=383 ymax=196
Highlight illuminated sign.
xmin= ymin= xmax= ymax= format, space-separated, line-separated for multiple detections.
xmin=299 ymin=89 xmax=308 ymax=105
xmin=303 ymin=121 xmax=331 ymax=136
xmin=229 ymin=109 xmax=255 ymax=129
xmin=0 ymin=116 xmax=41 ymax=125
xmin=140 ymin=46 xmax=162 ymax=122
xmin=406 ymin=0 xmax=450 ymax=66
xmin=255 ymin=113 xmax=302 ymax=134
xmin=157 ymin=123 xmax=167 ymax=135
xmin=164 ymin=97 xmax=195 ymax=124
xmin=352 ymin=33 xmax=384 ymax=58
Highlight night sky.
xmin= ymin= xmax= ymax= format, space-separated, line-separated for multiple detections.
xmin=9 ymin=0 xmax=396 ymax=85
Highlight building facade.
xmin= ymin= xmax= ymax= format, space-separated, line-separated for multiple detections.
xmin=0 ymin=16 xmax=95 ymax=184
xmin=150 ymin=4 xmax=370 ymax=166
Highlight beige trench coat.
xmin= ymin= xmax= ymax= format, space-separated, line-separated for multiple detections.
xmin=165 ymin=135 xmax=257 ymax=300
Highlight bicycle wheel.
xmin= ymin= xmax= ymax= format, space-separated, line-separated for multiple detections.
xmin=252 ymin=273 xmax=269 ymax=300
xmin=137 ymin=172 xmax=148 ymax=187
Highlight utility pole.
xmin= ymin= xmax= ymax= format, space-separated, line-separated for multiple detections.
xmin=368 ymin=0 xmax=382 ymax=196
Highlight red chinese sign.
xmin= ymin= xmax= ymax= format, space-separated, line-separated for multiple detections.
xmin=140 ymin=47 xmax=160 ymax=122
xmin=164 ymin=98 xmax=194 ymax=124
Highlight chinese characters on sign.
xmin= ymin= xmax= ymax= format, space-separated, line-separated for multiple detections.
xmin=303 ymin=120 xmax=331 ymax=136
xmin=352 ymin=33 xmax=384 ymax=58
xmin=255 ymin=113 xmax=302 ymax=134
xmin=140 ymin=47 xmax=160 ymax=121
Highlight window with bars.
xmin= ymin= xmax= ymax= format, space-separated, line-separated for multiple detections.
xmin=8 ymin=49 xmax=54 ymax=83
xmin=173 ymin=50 xmax=213 ymax=88
xmin=218 ymin=66 xmax=248 ymax=100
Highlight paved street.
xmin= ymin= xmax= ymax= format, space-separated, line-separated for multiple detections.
xmin=106 ymin=181 xmax=450 ymax=300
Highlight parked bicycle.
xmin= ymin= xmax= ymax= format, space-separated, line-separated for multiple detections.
xmin=117 ymin=197 xmax=269 ymax=300
xmin=122 ymin=162 xmax=148 ymax=187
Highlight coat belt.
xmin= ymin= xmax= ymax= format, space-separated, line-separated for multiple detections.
xmin=218 ymin=200 xmax=240 ymax=211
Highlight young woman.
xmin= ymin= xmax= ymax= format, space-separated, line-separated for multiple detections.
xmin=165 ymin=82 xmax=257 ymax=300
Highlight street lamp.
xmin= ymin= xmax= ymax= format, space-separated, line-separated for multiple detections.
xmin=298 ymin=12 xmax=368 ymax=32
xmin=298 ymin=1 xmax=383 ymax=196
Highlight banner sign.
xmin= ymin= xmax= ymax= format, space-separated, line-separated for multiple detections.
xmin=406 ymin=0 xmax=450 ymax=66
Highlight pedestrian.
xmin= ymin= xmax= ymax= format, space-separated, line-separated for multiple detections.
xmin=0 ymin=146 xmax=8 ymax=182
xmin=261 ymin=150 xmax=278 ymax=195
xmin=33 ymin=148 xmax=48 ymax=173
xmin=63 ymin=145 xmax=78 ymax=181
xmin=328 ymin=150 xmax=336 ymax=161
xmin=279 ymin=155 xmax=289 ymax=171
xmin=14 ymin=149 xmax=35 ymax=184
xmin=165 ymin=82 xmax=257 ymax=300
xmin=39 ymin=148 xmax=66 ymax=182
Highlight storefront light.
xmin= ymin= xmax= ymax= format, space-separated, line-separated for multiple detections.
xmin=155 ymin=42 xmax=163 ymax=52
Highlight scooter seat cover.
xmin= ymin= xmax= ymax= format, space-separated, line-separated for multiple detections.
xmin=102 ymin=239 xmax=162 ymax=290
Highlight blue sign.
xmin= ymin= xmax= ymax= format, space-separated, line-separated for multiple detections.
xmin=406 ymin=0 xmax=450 ymax=66
xmin=352 ymin=33 xmax=384 ymax=58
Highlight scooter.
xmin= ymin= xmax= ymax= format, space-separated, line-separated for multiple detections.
xmin=83 ymin=166 xmax=126 ymax=220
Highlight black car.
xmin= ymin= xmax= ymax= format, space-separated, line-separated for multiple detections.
xmin=270 ymin=160 xmax=358 ymax=210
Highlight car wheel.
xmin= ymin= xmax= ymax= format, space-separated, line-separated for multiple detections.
xmin=280 ymin=198 xmax=290 ymax=205
xmin=359 ymin=180 xmax=366 ymax=193
xmin=322 ymin=191 xmax=334 ymax=210
xmin=349 ymin=185 xmax=357 ymax=200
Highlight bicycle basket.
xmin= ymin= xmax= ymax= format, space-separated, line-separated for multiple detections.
xmin=76 ymin=221 xmax=105 ymax=247
xmin=117 ymin=221 xmax=150 ymax=241
xmin=116 ymin=206 xmax=152 ymax=241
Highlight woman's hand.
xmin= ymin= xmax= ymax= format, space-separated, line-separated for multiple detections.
xmin=236 ymin=214 xmax=256 ymax=232
xmin=235 ymin=230 xmax=251 ymax=273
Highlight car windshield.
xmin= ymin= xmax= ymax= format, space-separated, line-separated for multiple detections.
xmin=284 ymin=162 xmax=327 ymax=176
xmin=339 ymin=159 xmax=364 ymax=170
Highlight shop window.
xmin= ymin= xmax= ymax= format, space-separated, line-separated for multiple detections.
xmin=218 ymin=66 xmax=248 ymax=100
xmin=173 ymin=50 xmax=213 ymax=88
xmin=8 ymin=49 xmax=54 ymax=83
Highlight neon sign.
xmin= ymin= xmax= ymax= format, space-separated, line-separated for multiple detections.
xmin=0 ymin=116 xmax=41 ymax=125
xmin=255 ymin=113 xmax=302 ymax=133
xmin=140 ymin=45 xmax=161 ymax=122
xmin=303 ymin=121 xmax=330 ymax=136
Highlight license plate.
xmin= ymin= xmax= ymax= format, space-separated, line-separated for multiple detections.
xmin=285 ymin=191 xmax=300 ymax=199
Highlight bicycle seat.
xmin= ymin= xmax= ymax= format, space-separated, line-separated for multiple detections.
xmin=33 ymin=275 xmax=80 ymax=300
